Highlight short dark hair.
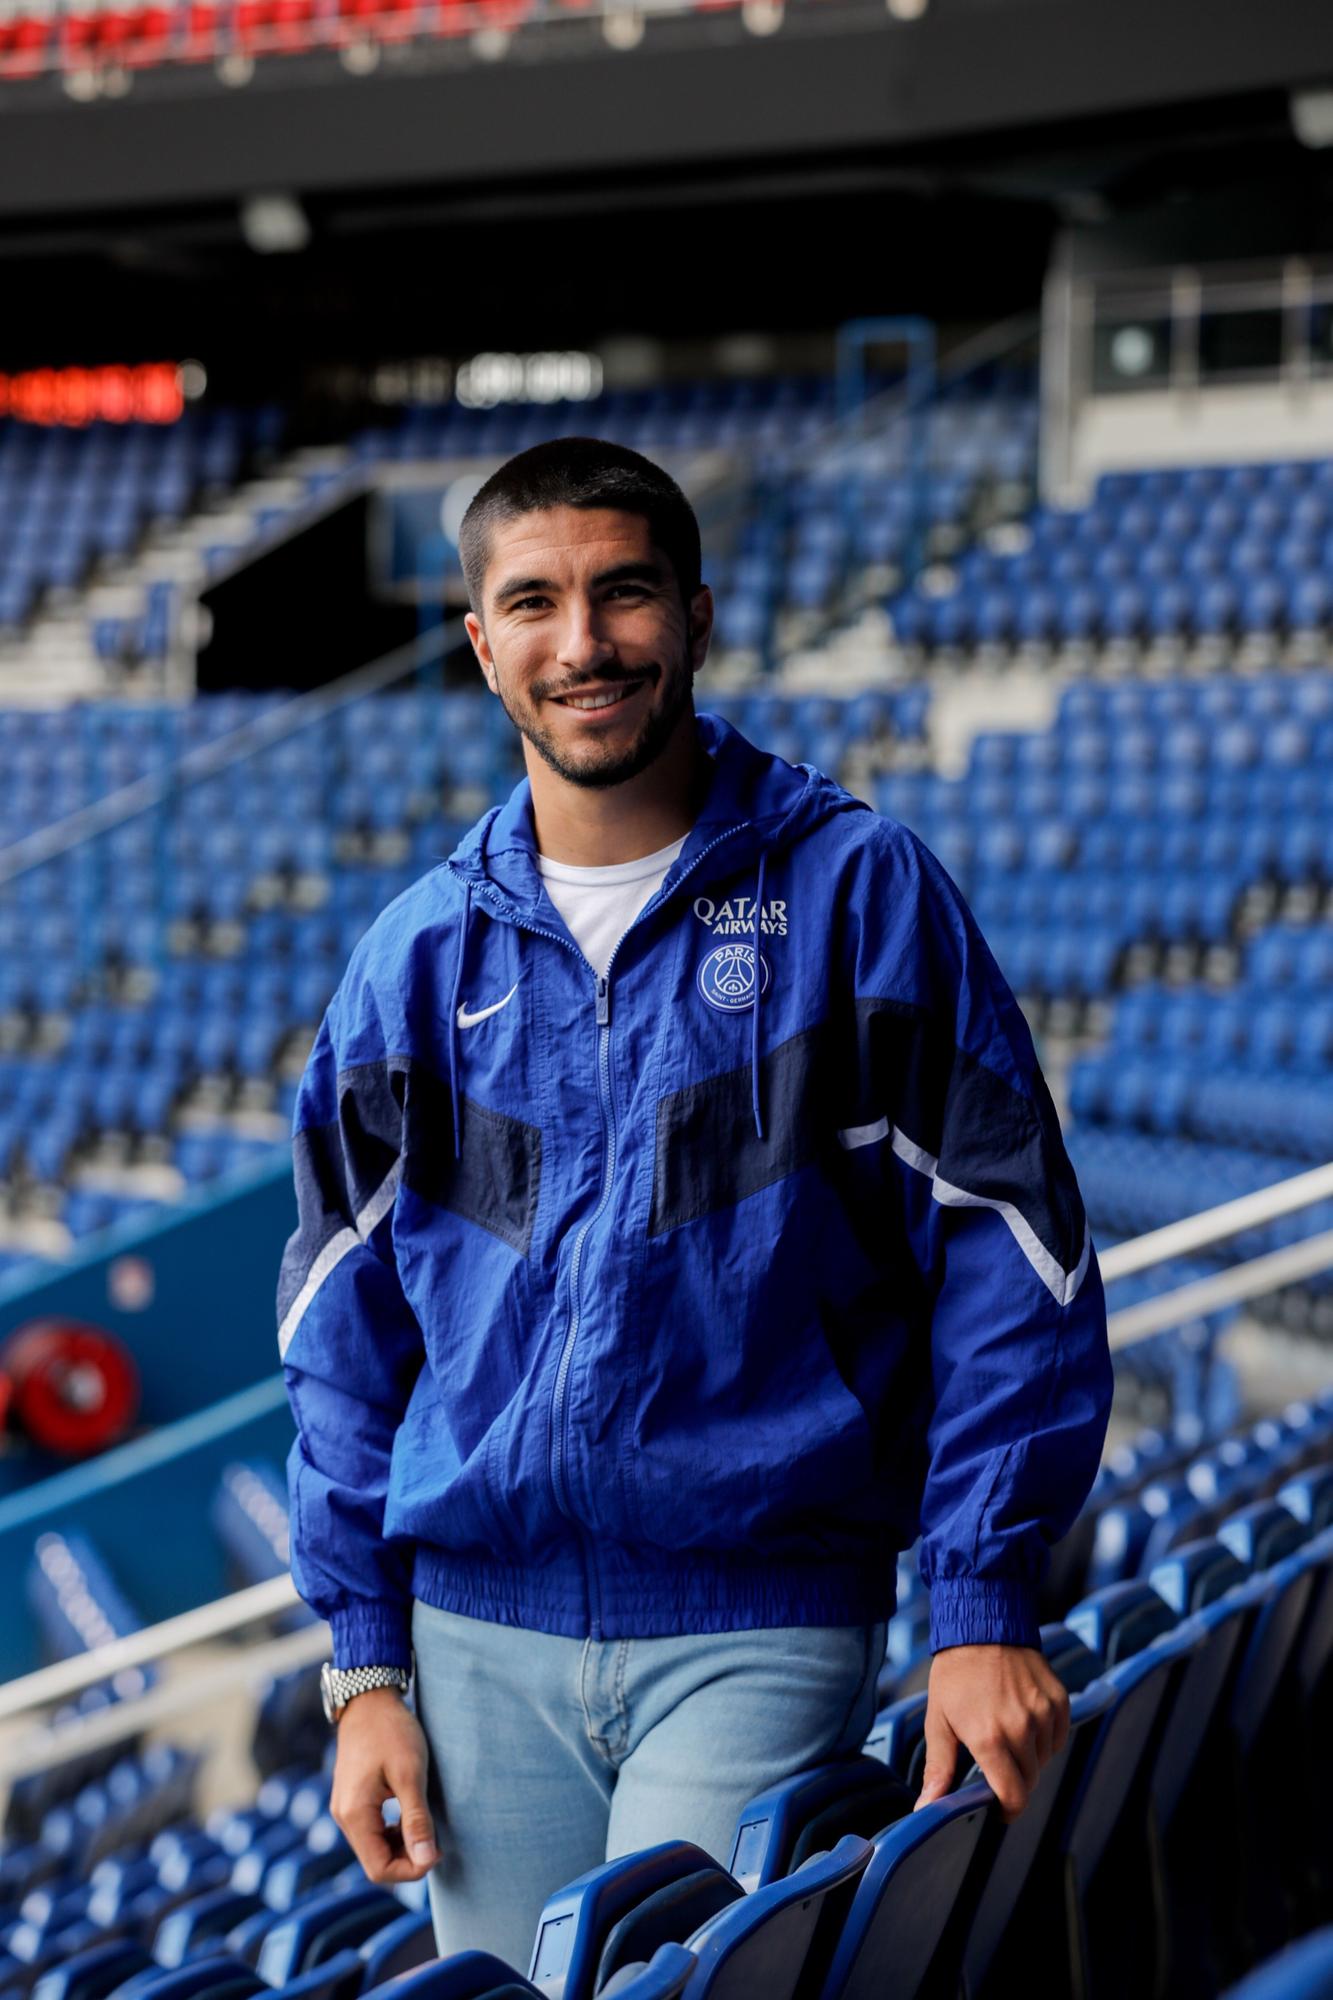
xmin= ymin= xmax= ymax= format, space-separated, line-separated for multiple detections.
xmin=458 ymin=436 xmax=702 ymax=614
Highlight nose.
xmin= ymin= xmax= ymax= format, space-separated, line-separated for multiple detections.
xmin=555 ymin=597 xmax=617 ymax=679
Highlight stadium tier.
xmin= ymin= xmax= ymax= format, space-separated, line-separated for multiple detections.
xmin=0 ymin=411 xmax=282 ymax=667
xmin=1 ymin=1394 xmax=1331 ymax=1997
xmin=889 ymin=461 xmax=1333 ymax=662
xmin=0 ymin=376 xmax=1034 ymax=691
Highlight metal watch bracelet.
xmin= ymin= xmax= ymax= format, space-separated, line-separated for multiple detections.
xmin=320 ymin=1660 xmax=411 ymax=1724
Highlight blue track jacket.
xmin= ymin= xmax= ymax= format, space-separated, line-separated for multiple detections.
xmin=278 ymin=708 xmax=1112 ymax=1669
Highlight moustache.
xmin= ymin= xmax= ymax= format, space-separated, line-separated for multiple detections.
xmin=539 ymin=666 xmax=660 ymax=702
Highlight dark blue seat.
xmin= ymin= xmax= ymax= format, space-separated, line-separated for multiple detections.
xmin=814 ymin=1783 xmax=994 ymax=2000
xmin=109 ymin=1958 xmax=267 ymax=2000
xmin=1279 ymin=1468 xmax=1333 ymax=1533
xmin=526 ymin=1843 xmax=733 ymax=2000
xmin=154 ymin=1890 xmax=266 ymax=1968
xmin=861 ymin=1696 xmax=926 ymax=1786
xmin=257 ymin=1889 xmax=404 ymax=1987
xmin=1056 ymin=1619 xmax=1204 ymax=2000
xmin=270 ymin=1948 xmax=366 ymax=2000
xmin=1218 ymin=1502 xmax=1308 ymax=1573
xmin=1141 ymin=1558 xmax=1269 ymax=2000
xmin=358 ymin=1956 xmax=533 ymax=2000
xmin=28 ymin=1941 xmax=152 ymax=2000
xmin=1196 ymin=1521 xmax=1322 ymax=1983
xmin=357 ymin=1913 xmax=435 ymax=1987
xmin=595 ymin=1945 xmax=696 ymax=1997
xmin=959 ymin=1677 xmax=1117 ymax=2000
xmin=1221 ymin=1925 xmax=1333 ymax=1999
xmin=259 ymin=1844 xmax=348 ymax=1915
xmin=676 ymin=1837 xmax=872 ymax=1999
xmin=1064 ymin=1581 xmax=1178 ymax=1667
xmin=1271 ymin=1525 xmax=1333 ymax=1928
xmin=724 ymin=1759 xmax=911 ymax=1893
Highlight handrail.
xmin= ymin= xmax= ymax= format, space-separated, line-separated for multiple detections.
xmin=1106 ymin=1228 xmax=1333 ymax=1351
xmin=0 ymin=1573 xmax=302 ymax=1725
xmin=0 ymin=616 xmax=467 ymax=889
xmin=1096 ymin=1160 xmax=1333 ymax=1284
xmin=0 ymin=1621 xmax=327 ymax=1783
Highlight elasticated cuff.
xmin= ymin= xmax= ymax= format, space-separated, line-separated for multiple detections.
xmin=928 ymin=1575 xmax=1041 ymax=1653
xmin=327 ymin=1603 xmax=414 ymax=1671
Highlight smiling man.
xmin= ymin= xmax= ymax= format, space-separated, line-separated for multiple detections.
xmin=277 ymin=437 xmax=1113 ymax=1968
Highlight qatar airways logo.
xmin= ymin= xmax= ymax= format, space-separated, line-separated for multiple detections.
xmin=692 ymin=894 xmax=788 ymax=937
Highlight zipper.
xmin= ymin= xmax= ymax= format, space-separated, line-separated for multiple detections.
xmin=449 ymin=821 xmax=754 ymax=1636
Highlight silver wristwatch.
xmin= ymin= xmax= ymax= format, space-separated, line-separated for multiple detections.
xmin=320 ymin=1661 xmax=411 ymax=1725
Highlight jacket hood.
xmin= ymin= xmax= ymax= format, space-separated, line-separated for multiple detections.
xmin=445 ymin=706 xmax=864 ymax=910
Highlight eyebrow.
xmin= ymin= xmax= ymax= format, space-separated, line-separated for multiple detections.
xmin=492 ymin=560 xmax=667 ymax=608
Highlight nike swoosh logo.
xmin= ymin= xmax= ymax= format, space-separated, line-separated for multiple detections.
xmin=457 ymin=982 xmax=520 ymax=1029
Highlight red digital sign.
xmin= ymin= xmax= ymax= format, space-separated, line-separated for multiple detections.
xmin=0 ymin=362 xmax=187 ymax=426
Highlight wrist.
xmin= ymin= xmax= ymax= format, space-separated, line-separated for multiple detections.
xmin=320 ymin=1661 xmax=412 ymax=1725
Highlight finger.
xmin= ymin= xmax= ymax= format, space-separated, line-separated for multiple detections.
xmin=915 ymin=1699 xmax=961 ymax=1811
xmin=1050 ymin=1685 xmax=1071 ymax=1758
xmin=367 ymin=1833 xmax=439 ymax=1886
xmin=976 ymin=1739 xmax=1030 ymax=1822
xmin=388 ymin=1762 xmax=441 ymax=1868
xmin=337 ymin=1799 xmax=401 ymax=1882
xmin=1009 ymin=1715 xmax=1041 ymax=1798
xmin=1030 ymin=1693 xmax=1056 ymax=1771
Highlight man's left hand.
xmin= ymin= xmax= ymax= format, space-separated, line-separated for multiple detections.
xmin=915 ymin=1642 xmax=1069 ymax=1822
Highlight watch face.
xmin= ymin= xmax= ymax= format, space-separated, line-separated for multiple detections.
xmin=319 ymin=1660 xmax=338 ymax=1725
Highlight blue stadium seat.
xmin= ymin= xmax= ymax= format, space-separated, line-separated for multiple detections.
xmin=110 ymin=1958 xmax=267 ymax=2000
xmin=257 ymin=1886 xmax=403 ymax=1985
xmin=525 ymin=1843 xmax=735 ymax=2000
xmin=673 ymin=1837 xmax=872 ymax=2000
xmin=356 ymin=1912 xmax=436 ymax=1987
xmin=960 ymin=1676 xmax=1117 ymax=1999
xmin=812 ymin=1784 xmax=994 ymax=2000
xmin=724 ymin=1758 xmax=911 ymax=1891
xmin=28 ymin=1939 xmax=153 ymax=2000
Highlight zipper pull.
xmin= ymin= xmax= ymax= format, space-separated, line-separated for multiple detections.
xmin=595 ymin=975 xmax=610 ymax=1026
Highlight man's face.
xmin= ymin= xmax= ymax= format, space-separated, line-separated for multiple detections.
xmin=464 ymin=505 xmax=712 ymax=790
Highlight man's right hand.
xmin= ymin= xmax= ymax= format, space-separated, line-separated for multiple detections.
xmin=329 ymin=1686 xmax=441 ymax=1884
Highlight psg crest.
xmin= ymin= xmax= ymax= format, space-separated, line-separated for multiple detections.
xmin=696 ymin=942 xmax=771 ymax=1012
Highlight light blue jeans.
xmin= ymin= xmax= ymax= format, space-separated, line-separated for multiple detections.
xmin=410 ymin=1600 xmax=888 ymax=1969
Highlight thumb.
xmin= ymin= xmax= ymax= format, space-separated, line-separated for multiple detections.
xmin=394 ymin=1772 xmax=440 ymax=1865
xmin=914 ymin=1698 xmax=959 ymax=1812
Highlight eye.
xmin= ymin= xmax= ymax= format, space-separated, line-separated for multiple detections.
xmin=510 ymin=595 xmax=550 ymax=612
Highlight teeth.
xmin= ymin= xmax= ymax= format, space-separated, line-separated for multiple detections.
xmin=563 ymin=684 xmax=638 ymax=711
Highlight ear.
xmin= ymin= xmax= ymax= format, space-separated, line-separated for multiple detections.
xmin=687 ymin=585 xmax=714 ymax=675
xmin=464 ymin=611 xmax=500 ymax=697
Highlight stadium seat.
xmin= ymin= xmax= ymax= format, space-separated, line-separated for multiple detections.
xmin=110 ymin=1957 xmax=268 ymax=2000
xmin=1221 ymin=1925 xmax=1333 ymax=1999
xmin=960 ymin=1671 xmax=1116 ymax=2000
xmin=813 ymin=1782 xmax=995 ymax=2000
xmin=257 ymin=1886 xmax=404 ymax=1985
xmin=724 ymin=1758 xmax=912 ymax=1891
xmin=523 ymin=1843 xmax=732 ymax=1999
xmin=672 ymin=1837 xmax=872 ymax=1999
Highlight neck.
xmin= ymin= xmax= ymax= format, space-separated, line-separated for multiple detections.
xmin=528 ymin=707 xmax=710 ymax=866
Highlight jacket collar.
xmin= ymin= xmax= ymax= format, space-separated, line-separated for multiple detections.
xmin=445 ymin=708 xmax=821 ymax=917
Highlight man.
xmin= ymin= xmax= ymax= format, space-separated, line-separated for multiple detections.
xmin=277 ymin=437 xmax=1112 ymax=1967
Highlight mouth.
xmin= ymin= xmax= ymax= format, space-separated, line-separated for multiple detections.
xmin=550 ymin=676 xmax=650 ymax=719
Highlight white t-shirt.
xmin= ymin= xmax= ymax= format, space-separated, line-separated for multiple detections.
xmin=537 ymin=834 xmax=688 ymax=979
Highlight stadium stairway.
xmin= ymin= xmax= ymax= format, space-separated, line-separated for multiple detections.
xmin=1 ymin=1394 xmax=1331 ymax=2000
